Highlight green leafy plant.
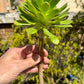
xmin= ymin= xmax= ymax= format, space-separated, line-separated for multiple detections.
xmin=14 ymin=0 xmax=72 ymax=84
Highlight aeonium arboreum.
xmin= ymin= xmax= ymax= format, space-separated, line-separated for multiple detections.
xmin=14 ymin=0 xmax=72 ymax=84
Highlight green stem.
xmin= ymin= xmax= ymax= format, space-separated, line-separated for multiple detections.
xmin=39 ymin=29 xmax=44 ymax=84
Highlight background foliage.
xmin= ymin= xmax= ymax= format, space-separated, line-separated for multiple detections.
xmin=10 ymin=0 xmax=16 ymax=7
xmin=0 ymin=1 xmax=84 ymax=84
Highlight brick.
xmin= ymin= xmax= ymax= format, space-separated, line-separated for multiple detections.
xmin=5 ymin=29 xmax=13 ymax=32
xmin=0 ymin=0 xmax=25 ymax=13
xmin=0 ymin=0 xmax=13 ymax=13
xmin=0 ymin=24 xmax=13 ymax=41
xmin=0 ymin=29 xmax=5 ymax=34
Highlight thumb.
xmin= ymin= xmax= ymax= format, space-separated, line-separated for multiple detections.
xmin=19 ymin=55 xmax=41 ymax=71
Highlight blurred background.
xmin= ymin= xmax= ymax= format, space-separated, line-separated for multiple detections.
xmin=0 ymin=0 xmax=84 ymax=84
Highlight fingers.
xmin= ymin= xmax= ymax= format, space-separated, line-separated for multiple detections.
xmin=22 ymin=45 xmax=39 ymax=54
xmin=26 ymin=53 xmax=49 ymax=63
xmin=43 ymin=49 xmax=48 ymax=57
xmin=43 ymin=57 xmax=50 ymax=63
xmin=21 ymin=56 xmax=49 ymax=73
xmin=19 ymin=55 xmax=41 ymax=71
xmin=20 ymin=45 xmax=48 ymax=57
xmin=19 ymin=55 xmax=49 ymax=73
xmin=19 ymin=45 xmax=49 ymax=72
xmin=24 ymin=64 xmax=48 ymax=73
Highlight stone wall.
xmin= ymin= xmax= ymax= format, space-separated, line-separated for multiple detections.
xmin=0 ymin=12 xmax=19 ymax=23
xmin=0 ymin=23 xmax=13 ymax=41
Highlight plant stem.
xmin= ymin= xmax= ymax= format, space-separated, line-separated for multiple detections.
xmin=39 ymin=29 xmax=44 ymax=84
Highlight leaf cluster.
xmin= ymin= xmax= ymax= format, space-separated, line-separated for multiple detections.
xmin=14 ymin=0 xmax=72 ymax=44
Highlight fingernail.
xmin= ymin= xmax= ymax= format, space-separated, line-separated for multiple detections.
xmin=43 ymin=49 xmax=48 ymax=56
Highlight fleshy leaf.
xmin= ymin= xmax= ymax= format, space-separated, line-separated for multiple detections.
xmin=17 ymin=6 xmax=28 ymax=15
xmin=19 ymin=14 xmax=31 ymax=23
xmin=21 ymin=2 xmax=29 ymax=11
xmin=26 ymin=27 xmax=38 ymax=35
xmin=50 ymin=8 xmax=69 ymax=20
xmin=40 ymin=2 xmax=49 ymax=14
xmin=54 ymin=24 xmax=72 ymax=27
xmin=60 ymin=20 xmax=73 ymax=24
xmin=47 ymin=8 xmax=59 ymax=19
xmin=43 ymin=28 xmax=59 ymax=44
xmin=24 ymin=0 xmax=37 ymax=15
xmin=50 ymin=0 xmax=60 ymax=9
xmin=33 ymin=0 xmax=43 ymax=7
xmin=17 ymin=6 xmax=37 ymax=23
xmin=31 ymin=0 xmax=39 ymax=10
xmin=36 ymin=12 xmax=46 ymax=25
xmin=58 ymin=8 xmax=69 ymax=19
xmin=14 ymin=20 xmax=30 ymax=25
xmin=59 ymin=3 xmax=67 ymax=12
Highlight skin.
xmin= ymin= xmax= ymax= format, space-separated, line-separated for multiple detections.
xmin=0 ymin=45 xmax=49 ymax=84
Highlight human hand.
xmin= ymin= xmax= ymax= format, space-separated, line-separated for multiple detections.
xmin=0 ymin=45 xmax=49 ymax=84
